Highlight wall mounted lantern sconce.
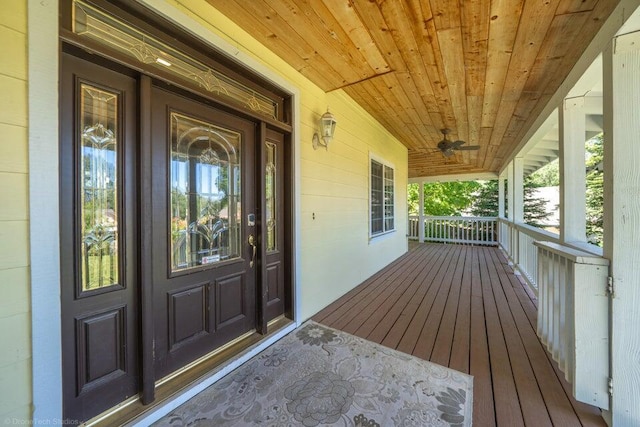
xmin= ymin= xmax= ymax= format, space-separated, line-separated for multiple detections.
xmin=312 ymin=108 xmax=337 ymax=150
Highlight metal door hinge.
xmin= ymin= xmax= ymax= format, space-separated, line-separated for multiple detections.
xmin=608 ymin=377 xmax=613 ymax=397
xmin=607 ymin=276 xmax=614 ymax=298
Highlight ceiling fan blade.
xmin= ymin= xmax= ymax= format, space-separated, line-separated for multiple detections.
xmin=452 ymin=139 xmax=466 ymax=148
xmin=455 ymin=145 xmax=481 ymax=151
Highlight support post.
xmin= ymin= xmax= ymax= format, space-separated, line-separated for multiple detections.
xmin=603 ymin=31 xmax=640 ymax=427
xmin=513 ymin=157 xmax=524 ymax=223
xmin=559 ymin=97 xmax=587 ymax=244
xmin=506 ymin=162 xmax=514 ymax=221
xmin=512 ymin=158 xmax=524 ymax=268
xmin=498 ymin=174 xmax=505 ymax=218
xmin=418 ymin=181 xmax=425 ymax=243
xmin=506 ymin=162 xmax=516 ymax=262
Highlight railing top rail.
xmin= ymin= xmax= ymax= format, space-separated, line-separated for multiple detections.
xmin=513 ymin=222 xmax=560 ymax=242
xmin=500 ymin=218 xmax=603 ymax=256
xmin=423 ymin=216 xmax=498 ymax=221
xmin=533 ymin=241 xmax=609 ymax=266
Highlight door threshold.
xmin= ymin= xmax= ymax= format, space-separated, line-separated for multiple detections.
xmin=83 ymin=316 xmax=294 ymax=427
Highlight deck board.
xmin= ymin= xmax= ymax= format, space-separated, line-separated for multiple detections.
xmin=477 ymin=247 xmax=525 ymax=426
xmin=469 ymin=247 xmax=496 ymax=426
xmin=318 ymin=244 xmax=436 ymax=331
xmin=396 ymin=245 xmax=458 ymax=355
xmin=352 ymin=245 xmax=438 ymax=338
xmin=379 ymin=244 xmax=451 ymax=349
xmin=483 ymin=247 xmax=553 ymax=426
xmin=313 ymin=243 xmax=606 ymax=427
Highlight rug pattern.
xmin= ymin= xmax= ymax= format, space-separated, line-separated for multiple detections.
xmin=153 ymin=322 xmax=473 ymax=426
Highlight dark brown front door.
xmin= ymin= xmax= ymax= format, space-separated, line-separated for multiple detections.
xmin=60 ymin=44 xmax=289 ymax=424
xmin=150 ymin=87 xmax=257 ymax=379
xmin=60 ymin=53 xmax=139 ymax=422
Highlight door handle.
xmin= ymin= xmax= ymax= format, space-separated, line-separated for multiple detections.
xmin=248 ymin=234 xmax=257 ymax=268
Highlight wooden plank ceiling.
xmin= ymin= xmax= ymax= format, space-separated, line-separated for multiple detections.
xmin=207 ymin=0 xmax=617 ymax=178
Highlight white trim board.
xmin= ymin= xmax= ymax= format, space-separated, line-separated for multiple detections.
xmin=408 ymin=172 xmax=498 ymax=184
xmin=29 ymin=0 xmax=62 ymax=422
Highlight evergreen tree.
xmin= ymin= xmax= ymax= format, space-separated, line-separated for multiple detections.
xmin=585 ymin=135 xmax=604 ymax=246
xmin=470 ymin=180 xmax=499 ymax=217
xmin=523 ymin=176 xmax=551 ymax=227
xmin=469 ymin=178 xmax=550 ymax=227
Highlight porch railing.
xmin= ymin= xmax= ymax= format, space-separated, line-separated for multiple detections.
xmin=534 ymin=241 xmax=610 ymax=410
xmin=498 ymin=218 xmax=610 ymax=409
xmin=408 ymin=215 xmax=497 ymax=246
xmin=409 ymin=215 xmax=610 ymax=408
xmin=497 ymin=218 xmax=604 ymax=291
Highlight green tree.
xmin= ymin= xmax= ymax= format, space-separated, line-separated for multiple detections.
xmin=470 ymin=180 xmax=499 ymax=217
xmin=408 ymin=181 xmax=481 ymax=216
xmin=469 ymin=177 xmax=550 ymax=227
xmin=407 ymin=183 xmax=420 ymax=214
xmin=523 ymin=176 xmax=551 ymax=227
xmin=585 ymin=135 xmax=603 ymax=246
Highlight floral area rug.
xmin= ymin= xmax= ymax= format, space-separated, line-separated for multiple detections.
xmin=153 ymin=321 xmax=473 ymax=426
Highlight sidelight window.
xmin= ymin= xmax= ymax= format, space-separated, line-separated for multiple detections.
xmin=79 ymin=84 xmax=120 ymax=291
xmin=265 ymin=142 xmax=277 ymax=252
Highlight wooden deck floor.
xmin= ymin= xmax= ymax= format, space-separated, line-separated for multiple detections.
xmin=313 ymin=243 xmax=605 ymax=427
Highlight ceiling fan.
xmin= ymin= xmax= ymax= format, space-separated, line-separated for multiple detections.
xmin=436 ymin=128 xmax=480 ymax=157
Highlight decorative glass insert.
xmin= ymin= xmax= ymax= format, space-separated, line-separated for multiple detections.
xmin=265 ymin=142 xmax=277 ymax=251
xmin=170 ymin=112 xmax=242 ymax=272
xmin=72 ymin=0 xmax=278 ymax=120
xmin=79 ymin=84 xmax=119 ymax=290
xmin=370 ymin=159 xmax=395 ymax=236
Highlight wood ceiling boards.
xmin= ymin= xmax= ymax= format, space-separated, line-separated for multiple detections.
xmin=207 ymin=0 xmax=617 ymax=178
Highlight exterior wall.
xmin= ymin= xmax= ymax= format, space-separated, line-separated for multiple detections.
xmin=0 ymin=1 xmax=32 ymax=423
xmin=155 ymin=0 xmax=409 ymax=320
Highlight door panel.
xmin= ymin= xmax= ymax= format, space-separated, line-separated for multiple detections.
xmin=168 ymin=283 xmax=208 ymax=349
xmin=150 ymin=87 xmax=257 ymax=379
xmin=60 ymin=53 xmax=138 ymax=423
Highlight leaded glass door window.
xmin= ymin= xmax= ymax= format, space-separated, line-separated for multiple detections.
xmin=170 ymin=113 xmax=242 ymax=272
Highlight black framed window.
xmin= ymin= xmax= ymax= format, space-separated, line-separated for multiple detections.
xmin=370 ymin=158 xmax=394 ymax=236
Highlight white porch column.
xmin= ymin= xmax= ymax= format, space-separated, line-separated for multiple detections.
xmin=498 ymin=174 xmax=505 ymax=218
xmin=513 ymin=157 xmax=524 ymax=223
xmin=418 ymin=181 xmax=425 ymax=243
xmin=603 ymin=32 xmax=640 ymax=426
xmin=559 ymin=97 xmax=587 ymax=243
xmin=506 ymin=162 xmax=514 ymax=220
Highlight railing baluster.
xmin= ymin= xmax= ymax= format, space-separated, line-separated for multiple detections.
xmin=415 ymin=216 xmax=505 ymax=246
